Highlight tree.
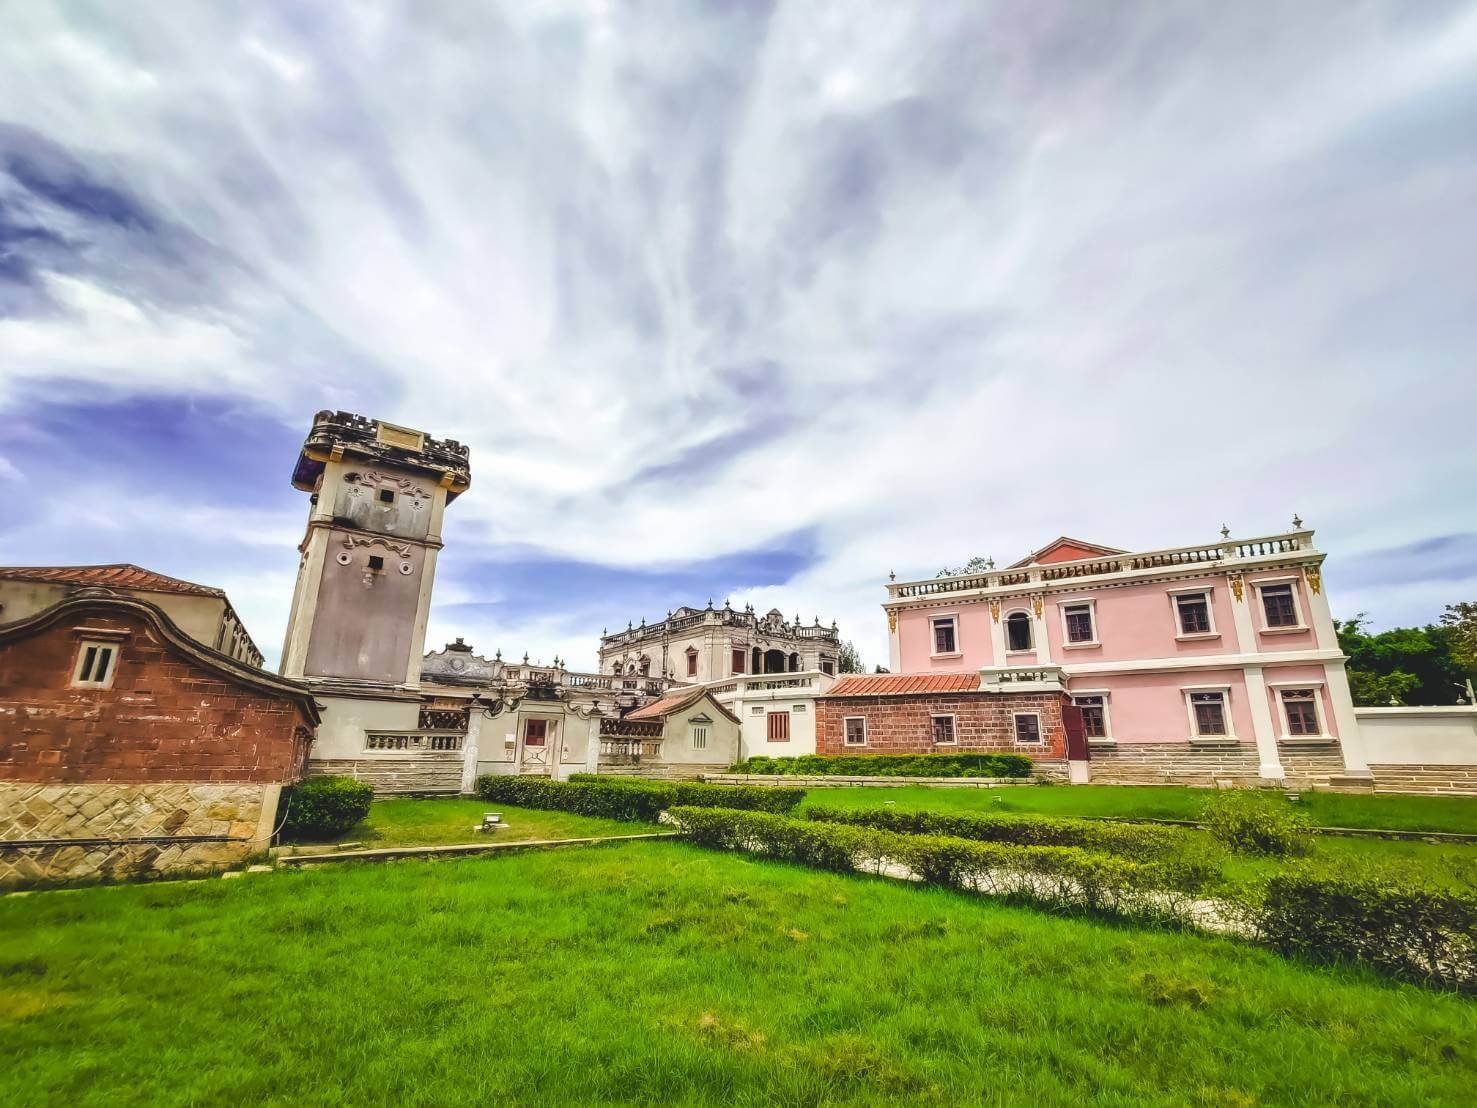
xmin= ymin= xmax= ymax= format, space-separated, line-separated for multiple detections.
xmin=1335 ymin=614 xmax=1472 ymax=706
xmin=937 ymin=556 xmax=991 ymax=578
xmin=1440 ymin=602 xmax=1477 ymax=674
xmin=837 ymin=640 xmax=865 ymax=674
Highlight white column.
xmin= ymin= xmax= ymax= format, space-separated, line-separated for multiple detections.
xmin=988 ymin=603 xmax=1007 ymax=668
xmin=459 ymin=709 xmax=483 ymax=795
xmin=1324 ymin=660 xmax=1371 ymax=777
xmin=1243 ymin=664 xmax=1284 ymax=781
xmin=1031 ymin=595 xmax=1052 ymax=664
xmin=887 ymin=612 xmax=901 ymax=672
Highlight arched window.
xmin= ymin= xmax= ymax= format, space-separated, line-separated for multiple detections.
xmin=1006 ymin=611 xmax=1033 ymax=652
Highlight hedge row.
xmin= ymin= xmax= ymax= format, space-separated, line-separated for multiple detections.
xmin=278 ymin=775 xmax=374 ymax=842
xmin=668 ymin=807 xmax=1215 ymax=921
xmin=1242 ymin=871 xmax=1477 ymax=990
xmin=727 ymin=753 xmax=1034 ymax=778
xmin=804 ymin=805 xmax=1198 ymax=862
xmin=475 ymin=775 xmax=805 ymax=823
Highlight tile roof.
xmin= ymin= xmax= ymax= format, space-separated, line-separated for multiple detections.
xmin=823 ymin=673 xmax=981 ymax=697
xmin=625 ymin=685 xmax=740 ymax=724
xmin=0 ymin=564 xmax=225 ymax=599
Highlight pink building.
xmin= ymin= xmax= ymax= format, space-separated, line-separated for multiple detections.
xmin=866 ymin=526 xmax=1371 ymax=787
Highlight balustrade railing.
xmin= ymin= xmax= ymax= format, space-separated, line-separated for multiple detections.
xmin=599 ymin=737 xmax=663 ymax=759
xmin=365 ymin=732 xmax=464 ymax=752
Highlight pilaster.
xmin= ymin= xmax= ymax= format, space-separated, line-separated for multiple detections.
xmin=988 ymin=599 xmax=1006 ymax=667
xmin=1324 ymin=660 xmax=1372 ymax=776
xmin=1242 ymin=664 xmax=1284 ymax=780
xmin=1030 ymin=594 xmax=1052 ymax=664
xmin=459 ymin=708 xmax=483 ymax=794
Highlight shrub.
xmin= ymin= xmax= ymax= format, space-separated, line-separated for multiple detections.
xmin=804 ymin=806 xmax=1198 ymax=862
xmin=278 ymin=776 xmax=373 ymax=842
xmin=1243 ymin=870 xmax=1477 ymax=990
xmin=667 ymin=807 xmax=1215 ymax=920
xmin=1200 ymin=790 xmax=1312 ymax=856
xmin=726 ymin=753 xmax=1033 ymax=779
xmin=477 ymin=775 xmax=806 ymax=822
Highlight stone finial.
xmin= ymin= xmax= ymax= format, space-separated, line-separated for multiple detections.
xmin=1292 ymin=513 xmax=1304 ymax=529
xmin=986 ymin=557 xmax=995 ymax=570
xmin=1220 ymin=524 xmax=1231 ymax=540
xmin=495 ymin=648 xmax=502 ymax=660
xmin=888 ymin=569 xmax=896 ymax=582
xmin=522 ymin=652 xmax=529 ymax=664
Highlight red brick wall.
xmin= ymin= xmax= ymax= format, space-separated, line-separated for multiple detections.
xmin=0 ymin=610 xmax=313 ymax=784
xmin=815 ymin=692 xmax=1068 ymax=759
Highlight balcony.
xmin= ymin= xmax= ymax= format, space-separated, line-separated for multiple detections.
xmin=978 ymin=666 xmax=1065 ymax=693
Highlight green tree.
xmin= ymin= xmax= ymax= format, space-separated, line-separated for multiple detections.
xmin=1440 ymin=602 xmax=1477 ymax=674
xmin=836 ymin=640 xmax=865 ymax=674
xmin=1335 ymin=614 xmax=1472 ymax=706
xmin=937 ymin=556 xmax=991 ymax=578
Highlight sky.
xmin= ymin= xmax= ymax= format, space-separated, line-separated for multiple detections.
xmin=1 ymin=1 xmax=1475 ymax=673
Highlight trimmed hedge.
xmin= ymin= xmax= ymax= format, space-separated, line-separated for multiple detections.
xmin=669 ymin=807 xmax=1215 ymax=920
xmin=728 ymin=753 xmax=1033 ymax=778
xmin=278 ymin=775 xmax=373 ymax=842
xmin=1200 ymin=790 xmax=1312 ymax=856
xmin=804 ymin=805 xmax=1198 ymax=862
xmin=1243 ymin=871 xmax=1477 ymax=990
xmin=475 ymin=774 xmax=805 ymax=822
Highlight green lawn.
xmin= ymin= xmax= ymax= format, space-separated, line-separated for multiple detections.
xmin=310 ymin=797 xmax=654 ymax=850
xmin=798 ymin=784 xmax=1477 ymax=835
xmin=2 ymin=841 xmax=1474 ymax=1106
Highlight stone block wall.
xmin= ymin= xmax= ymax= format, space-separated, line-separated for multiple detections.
xmin=0 ymin=782 xmax=278 ymax=887
xmin=814 ymin=692 xmax=1067 ymax=760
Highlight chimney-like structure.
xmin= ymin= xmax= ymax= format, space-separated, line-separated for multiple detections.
xmin=279 ymin=411 xmax=471 ymax=689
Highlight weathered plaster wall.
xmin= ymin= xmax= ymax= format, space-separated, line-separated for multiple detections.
xmin=303 ymin=538 xmax=427 ymax=683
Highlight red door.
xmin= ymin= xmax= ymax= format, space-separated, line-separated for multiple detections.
xmin=1062 ymin=704 xmax=1089 ymax=761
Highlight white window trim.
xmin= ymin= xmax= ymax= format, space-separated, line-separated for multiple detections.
xmin=1167 ymin=586 xmax=1220 ymax=641
xmin=1273 ymin=686 xmax=1332 ymax=742
xmin=1056 ymin=597 xmax=1100 ymax=649
xmin=930 ymin=713 xmax=958 ymax=745
xmin=71 ymin=640 xmax=120 ymax=689
xmin=750 ymin=705 xmax=766 ymax=715
xmin=1181 ymin=684 xmax=1237 ymax=742
xmin=1071 ymin=688 xmax=1113 ymax=743
xmin=1003 ymin=608 xmax=1035 ymax=654
xmin=843 ymin=715 xmax=868 ymax=747
xmin=1012 ymin=710 xmax=1044 ymax=745
xmin=929 ymin=613 xmax=962 ymax=659
xmin=1252 ymin=576 xmax=1310 ymax=635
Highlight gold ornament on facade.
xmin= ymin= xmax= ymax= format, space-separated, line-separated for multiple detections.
xmin=1032 ymin=595 xmax=1043 ymax=617
xmin=989 ymin=599 xmax=1001 ymax=623
xmin=1306 ymin=565 xmax=1322 ymax=595
xmin=887 ymin=611 xmax=897 ymax=633
xmin=1230 ymin=573 xmax=1244 ymax=602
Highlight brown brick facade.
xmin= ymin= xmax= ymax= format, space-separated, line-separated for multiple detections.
xmin=815 ymin=691 xmax=1069 ymax=759
xmin=0 ymin=599 xmax=316 ymax=785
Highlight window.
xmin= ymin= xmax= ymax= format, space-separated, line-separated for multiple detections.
xmin=72 ymin=641 xmax=118 ymax=688
xmin=820 ymin=658 xmax=835 ymax=676
xmin=751 ymin=705 xmax=765 ymax=715
xmin=767 ymin=712 xmax=790 ymax=742
xmin=367 ymin=555 xmax=385 ymax=571
xmin=1280 ymin=689 xmax=1322 ymax=736
xmin=524 ymin=718 xmax=548 ymax=746
xmin=686 ymin=649 xmax=698 ymax=677
xmin=931 ymin=616 xmax=958 ymax=655
xmin=639 ymin=656 xmax=651 ymax=676
xmin=1174 ymin=592 xmax=1213 ymax=635
xmin=1013 ymin=713 xmax=1042 ymax=744
xmin=1189 ymin=691 xmax=1228 ymax=737
xmin=792 ymin=704 xmax=807 ymax=713
xmin=1062 ymin=603 xmax=1096 ymax=644
xmin=1073 ymin=694 xmax=1108 ymax=739
xmin=1260 ymin=583 xmax=1300 ymax=628
xmin=931 ymin=715 xmax=956 ymax=745
xmin=731 ymin=649 xmax=746 ymax=674
xmin=844 ymin=717 xmax=867 ymax=746
xmin=377 ymin=488 xmax=395 ymax=504
xmin=692 ymin=725 xmax=709 ymax=750
xmin=1006 ymin=611 xmax=1032 ymax=652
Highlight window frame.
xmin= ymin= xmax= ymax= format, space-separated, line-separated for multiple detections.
xmin=929 ymin=613 xmax=961 ymax=658
xmin=1012 ymin=711 xmax=1043 ymax=745
xmin=71 ymin=640 xmax=120 ymax=689
xmin=685 ymin=648 xmax=699 ymax=677
xmin=1057 ymin=598 xmax=1099 ymax=648
xmin=1004 ymin=609 xmax=1034 ymax=653
xmin=523 ymin=717 xmax=550 ymax=747
xmin=930 ymin=713 xmax=958 ymax=746
xmin=766 ymin=711 xmax=791 ymax=743
xmin=1181 ymin=685 xmax=1236 ymax=742
xmin=1071 ymin=690 xmax=1112 ymax=742
xmin=843 ymin=716 xmax=868 ymax=747
xmin=1253 ymin=577 xmax=1309 ymax=634
xmin=1167 ymin=586 xmax=1219 ymax=640
xmin=1268 ymin=681 xmax=1330 ymax=740
xmin=731 ymin=648 xmax=746 ymax=675
xmin=691 ymin=724 xmax=709 ymax=750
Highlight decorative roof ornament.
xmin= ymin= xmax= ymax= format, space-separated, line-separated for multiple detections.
xmin=724 ymin=598 xmax=732 ymax=609
xmin=1292 ymin=513 xmax=1304 ymax=529
xmin=707 ymin=598 xmax=714 ymax=609
xmin=522 ymin=652 xmax=529 ymax=664
xmin=986 ymin=557 xmax=995 ymax=570
xmin=495 ymin=648 xmax=502 ymax=660
xmin=1220 ymin=524 xmax=1231 ymax=540
xmin=888 ymin=569 xmax=896 ymax=582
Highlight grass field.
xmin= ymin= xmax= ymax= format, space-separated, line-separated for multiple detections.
xmin=314 ymin=797 xmax=653 ymax=849
xmin=797 ymin=784 xmax=1477 ymax=835
xmin=3 ymin=840 xmax=1475 ymax=1106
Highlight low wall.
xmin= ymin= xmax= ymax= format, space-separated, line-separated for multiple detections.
xmin=1355 ymin=707 xmax=1477 ymax=766
xmin=310 ymin=756 xmax=462 ymax=795
xmin=0 ymin=782 xmax=278 ymax=888
xmin=702 ymin=766 xmax=1066 ymax=788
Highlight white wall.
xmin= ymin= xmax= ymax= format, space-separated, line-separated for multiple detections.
xmin=1355 ymin=707 xmax=1477 ymax=765
xmin=311 ymin=695 xmax=420 ymax=758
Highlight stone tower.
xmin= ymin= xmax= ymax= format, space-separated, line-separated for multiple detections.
xmin=279 ymin=411 xmax=471 ymax=688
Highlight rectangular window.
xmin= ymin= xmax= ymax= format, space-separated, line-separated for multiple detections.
xmin=731 ymin=648 xmax=745 ymax=674
xmin=751 ymin=705 xmax=766 ymax=715
xmin=1281 ymin=689 xmax=1321 ymax=736
xmin=686 ymin=652 xmax=698 ymax=677
xmin=1006 ymin=613 xmax=1033 ymax=652
xmin=377 ymin=488 xmax=395 ymax=504
xmin=931 ymin=617 xmax=957 ymax=654
xmin=1073 ymin=694 xmax=1107 ymax=739
xmin=1013 ymin=713 xmax=1042 ymax=744
xmin=367 ymin=555 xmax=385 ymax=571
xmin=1063 ymin=603 xmax=1095 ymax=644
xmin=1190 ymin=692 xmax=1228 ymax=737
xmin=1261 ymin=584 xmax=1299 ymax=628
xmin=820 ymin=658 xmax=835 ymax=676
xmin=843 ymin=717 xmax=867 ymax=746
xmin=1175 ymin=593 xmax=1212 ymax=635
xmin=931 ymin=715 xmax=956 ymax=745
xmin=523 ymin=718 xmax=548 ymax=746
xmin=793 ymin=704 xmax=807 ymax=713
xmin=692 ymin=725 xmax=708 ymax=750
xmin=767 ymin=712 xmax=790 ymax=742
xmin=72 ymin=641 xmax=118 ymax=688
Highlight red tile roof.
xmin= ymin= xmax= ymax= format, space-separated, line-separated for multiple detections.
xmin=625 ymin=685 xmax=740 ymax=724
xmin=0 ymin=564 xmax=225 ymax=599
xmin=823 ymin=673 xmax=980 ymax=697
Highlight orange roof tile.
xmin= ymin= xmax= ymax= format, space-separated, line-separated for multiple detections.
xmin=625 ymin=686 xmax=740 ymax=724
xmin=823 ymin=673 xmax=980 ymax=697
xmin=0 ymin=564 xmax=225 ymax=599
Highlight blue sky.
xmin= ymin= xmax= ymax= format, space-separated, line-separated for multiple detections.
xmin=1 ymin=1 xmax=1475 ymax=671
